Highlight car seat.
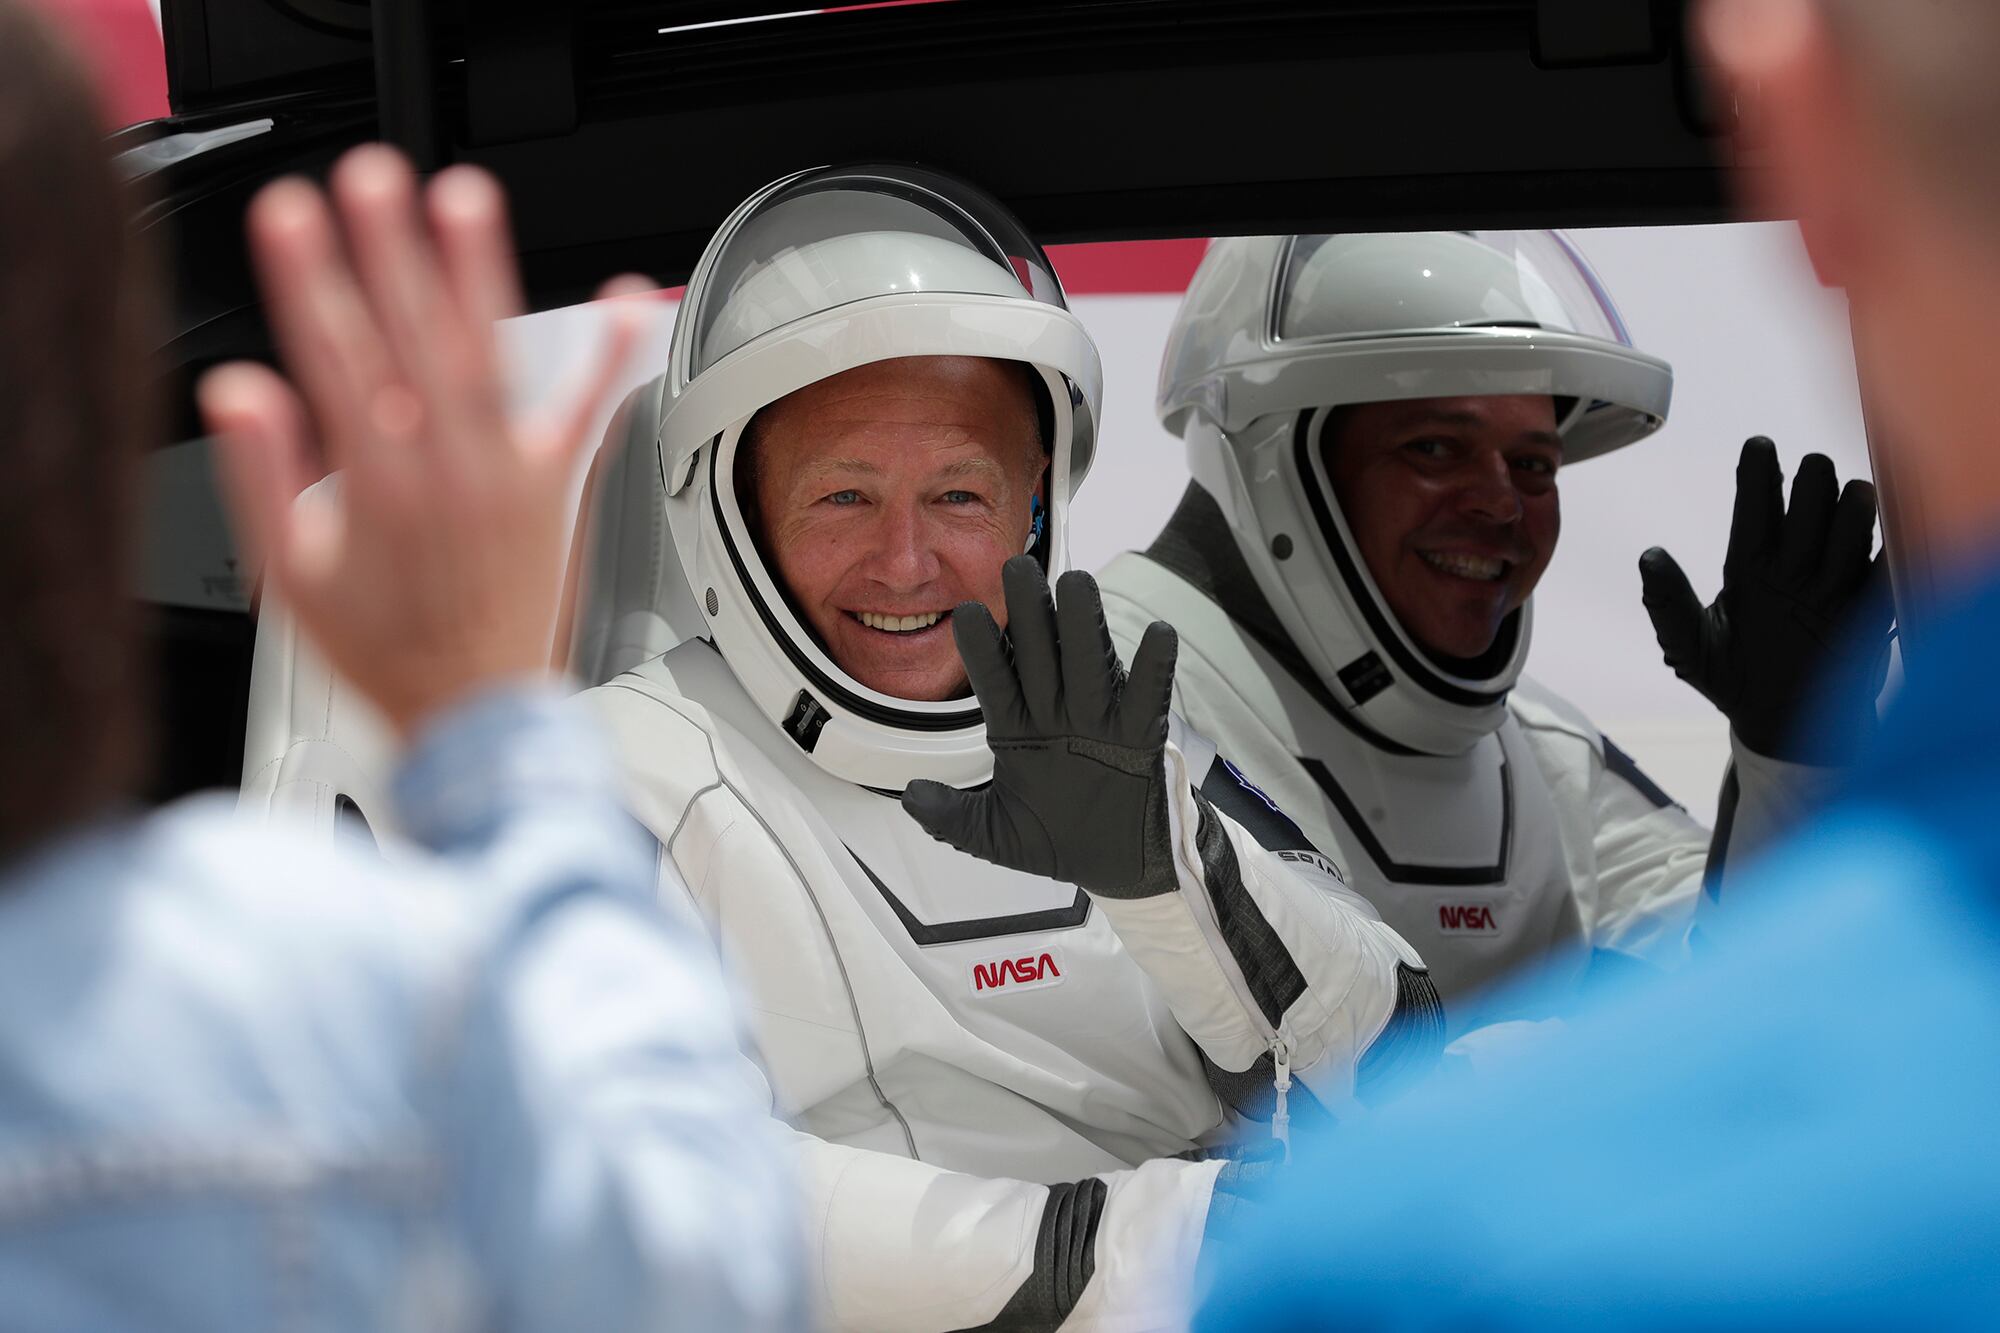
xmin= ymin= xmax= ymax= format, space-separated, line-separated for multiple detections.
xmin=235 ymin=374 xmax=702 ymax=844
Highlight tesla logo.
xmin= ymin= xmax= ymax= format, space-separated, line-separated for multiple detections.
xmin=1438 ymin=904 xmax=1499 ymax=933
xmin=971 ymin=950 xmax=1065 ymax=994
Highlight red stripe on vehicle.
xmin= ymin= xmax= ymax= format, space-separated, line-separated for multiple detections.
xmin=825 ymin=1 xmax=952 ymax=11
xmin=1048 ymin=238 xmax=1209 ymax=295
xmin=24 ymin=0 xmax=168 ymax=127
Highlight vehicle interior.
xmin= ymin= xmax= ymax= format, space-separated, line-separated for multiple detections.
xmin=128 ymin=0 xmax=1826 ymax=843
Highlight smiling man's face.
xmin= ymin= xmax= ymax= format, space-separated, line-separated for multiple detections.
xmin=746 ymin=355 xmax=1045 ymax=701
xmin=1326 ymin=395 xmax=1563 ymax=662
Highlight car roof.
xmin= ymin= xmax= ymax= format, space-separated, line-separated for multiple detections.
xmin=130 ymin=0 xmax=1749 ymax=434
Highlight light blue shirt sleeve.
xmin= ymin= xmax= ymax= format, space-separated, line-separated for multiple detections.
xmin=394 ymin=685 xmax=807 ymax=1332
xmin=1191 ymin=814 xmax=2000 ymax=1331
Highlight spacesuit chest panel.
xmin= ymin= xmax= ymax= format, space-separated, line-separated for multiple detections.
xmin=1099 ymin=556 xmax=1585 ymax=1018
xmin=796 ymin=769 xmax=1108 ymax=1006
xmin=1289 ymin=702 xmax=1582 ymax=1011
xmin=657 ymin=642 xmax=1218 ymax=1165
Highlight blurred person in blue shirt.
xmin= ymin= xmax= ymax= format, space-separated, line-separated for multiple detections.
xmin=1197 ymin=0 xmax=2000 ymax=1327
xmin=0 ymin=4 xmax=802 ymax=1329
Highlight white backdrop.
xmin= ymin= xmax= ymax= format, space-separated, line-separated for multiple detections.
xmin=144 ymin=221 xmax=1863 ymax=820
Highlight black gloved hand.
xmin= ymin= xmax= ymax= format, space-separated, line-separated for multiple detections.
xmin=902 ymin=556 xmax=1182 ymax=898
xmin=1639 ymin=437 xmax=1892 ymax=762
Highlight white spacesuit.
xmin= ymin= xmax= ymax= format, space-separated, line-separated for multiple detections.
xmin=1099 ymin=233 xmax=1819 ymax=1035
xmin=584 ymin=171 xmax=1440 ymax=1332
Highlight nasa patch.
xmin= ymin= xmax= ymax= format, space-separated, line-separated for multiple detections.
xmin=1437 ymin=903 xmax=1501 ymax=935
xmin=969 ymin=947 xmax=1066 ymax=995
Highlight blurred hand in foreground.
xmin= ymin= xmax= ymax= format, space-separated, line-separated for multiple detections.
xmin=200 ymin=144 xmax=650 ymax=733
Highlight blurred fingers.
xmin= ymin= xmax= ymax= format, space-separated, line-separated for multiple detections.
xmin=548 ymin=276 xmax=657 ymax=467
xmin=198 ymin=361 xmax=315 ymax=580
xmin=246 ymin=176 xmax=396 ymax=473
xmin=427 ymin=165 xmax=526 ymax=331
xmin=1699 ymin=0 xmax=1815 ymax=81
xmin=330 ymin=146 xmax=495 ymax=469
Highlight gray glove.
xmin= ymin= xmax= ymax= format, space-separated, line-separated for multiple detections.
xmin=1639 ymin=437 xmax=1892 ymax=762
xmin=902 ymin=556 xmax=1182 ymax=899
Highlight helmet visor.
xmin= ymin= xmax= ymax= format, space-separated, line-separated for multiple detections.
xmin=1275 ymin=231 xmax=1634 ymax=347
xmin=688 ymin=165 xmax=1069 ymax=379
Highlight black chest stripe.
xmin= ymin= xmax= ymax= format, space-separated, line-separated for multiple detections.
xmin=1603 ymin=736 xmax=1683 ymax=812
xmin=1298 ymin=755 xmax=1514 ymax=887
xmin=847 ymin=847 xmax=1091 ymax=947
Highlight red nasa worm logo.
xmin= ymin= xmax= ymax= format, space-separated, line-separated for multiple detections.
xmin=1438 ymin=904 xmax=1500 ymax=934
xmin=970 ymin=949 xmax=1065 ymax=994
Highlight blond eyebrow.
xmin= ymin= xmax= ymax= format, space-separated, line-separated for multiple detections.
xmin=795 ymin=457 xmax=882 ymax=480
xmin=793 ymin=454 xmax=1012 ymax=483
xmin=935 ymin=456 xmax=1008 ymax=481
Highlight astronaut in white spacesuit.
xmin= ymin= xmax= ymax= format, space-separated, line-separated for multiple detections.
xmin=1097 ymin=232 xmax=1889 ymax=1037
xmin=583 ymin=170 xmax=1443 ymax=1332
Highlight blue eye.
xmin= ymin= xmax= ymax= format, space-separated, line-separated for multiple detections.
xmin=941 ymin=490 xmax=977 ymax=505
xmin=827 ymin=490 xmax=862 ymax=506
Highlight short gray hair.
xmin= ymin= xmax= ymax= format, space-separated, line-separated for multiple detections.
xmin=1819 ymin=0 xmax=2000 ymax=209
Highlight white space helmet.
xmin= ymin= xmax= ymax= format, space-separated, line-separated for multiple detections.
xmin=656 ymin=164 xmax=1102 ymax=790
xmin=1159 ymin=232 xmax=1673 ymax=755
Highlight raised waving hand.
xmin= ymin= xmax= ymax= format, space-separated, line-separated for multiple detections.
xmin=200 ymin=145 xmax=651 ymax=732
